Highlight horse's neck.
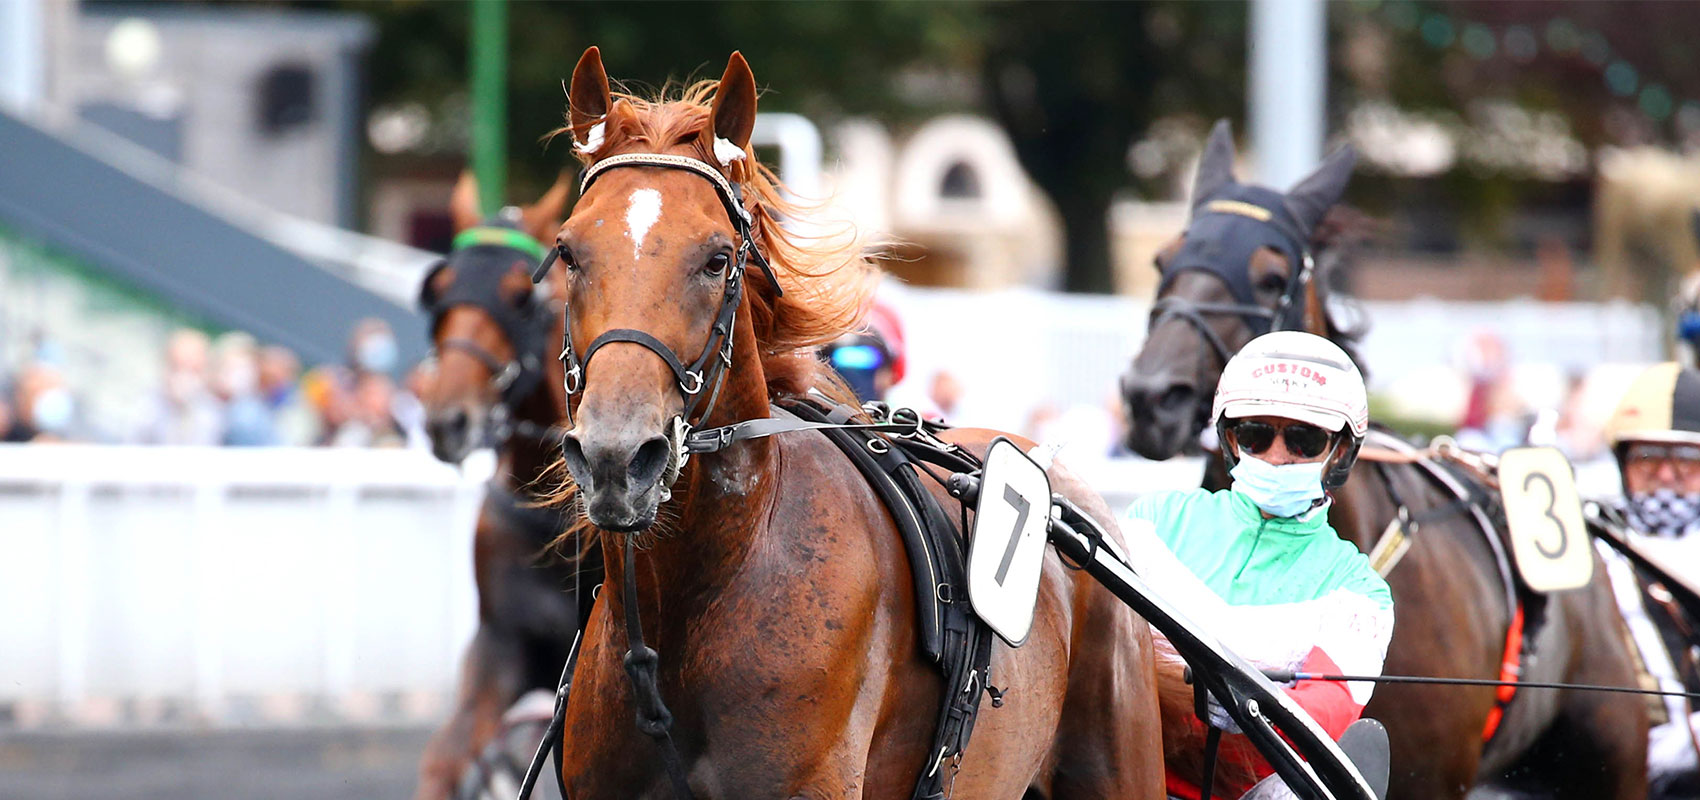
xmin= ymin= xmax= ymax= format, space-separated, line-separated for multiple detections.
xmin=1331 ymin=463 xmax=1395 ymax=554
xmin=601 ymin=316 xmax=778 ymax=634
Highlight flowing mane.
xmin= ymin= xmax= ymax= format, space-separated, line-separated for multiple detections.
xmin=553 ymin=80 xmax=877 ymax=399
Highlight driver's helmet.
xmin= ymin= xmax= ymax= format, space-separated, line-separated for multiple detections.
xmin=823 ymin=300 xmax=906 ymax=402
xmin=1603 ymin=362 xmax=1700 ymax=535
xmin=1211 ymin=330 xmax=1368 ymax=489
xmin=1604 ymin=363 xmax=1700 ymax=457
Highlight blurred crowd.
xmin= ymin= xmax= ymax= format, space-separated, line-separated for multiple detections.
xmin=0 ymin=318 xmax=433 ymax=448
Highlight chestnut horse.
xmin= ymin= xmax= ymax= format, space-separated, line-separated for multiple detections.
xmin=414 ymin=177 xmax=591 ymax=800
xmin=537 ymin=47 xmax=1167 ymax=798
xmin=1120 ymin=121 xmax=1646 ymax=799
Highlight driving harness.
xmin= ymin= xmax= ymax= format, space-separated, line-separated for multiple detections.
xmin=518 ymin=150 xmax=998 ymax=800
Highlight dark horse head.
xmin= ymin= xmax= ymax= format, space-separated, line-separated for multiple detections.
xmin=1120 ymin=120 xmax=1361 ymax=460
xmin=418 ymin=175 xmax=571 ymax=464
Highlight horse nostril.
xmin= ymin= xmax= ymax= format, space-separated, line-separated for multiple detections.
xmin=627 ymin=435 xmax=672 ymax=488
xmin=560 ymin=434 xmax=592 ymax=487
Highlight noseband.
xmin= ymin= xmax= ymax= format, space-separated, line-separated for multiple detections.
xmin=532 ymin=152 xmax=782 ymax=473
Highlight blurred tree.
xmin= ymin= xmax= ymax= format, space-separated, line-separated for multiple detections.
xmin=983 ymin=2 xmax=1243 ymax=292
xmin=206 ymin=0 xmax=1254 ymax=292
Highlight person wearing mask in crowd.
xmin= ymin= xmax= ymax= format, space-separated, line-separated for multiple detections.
xmin=348 ymin=318 xmax=400 ymax=378
xmin=212 ymin=332 xmax=276 ymax=446
xmin=1121 ymin=331 xmax=1393 ymax=800
xmin=138 ymin=328 xmax=223 ymax=446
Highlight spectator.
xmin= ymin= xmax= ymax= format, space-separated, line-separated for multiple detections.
xmin=259 ymin=345 xmax=318 ymax=446
xmin=332 ymin=372 xmax=407 ymax=448
xmin=213 ymin=332 xmax=276 ymax=446
xmin=15 ymin=363 xmax=76 ymax=443
xmin=137 ymin=328 xmax=223 ymax=445
xmin=301 ymin=364 xmax=355 ymax=446
xmin=348 ymin=318 xmax=400 ymax=378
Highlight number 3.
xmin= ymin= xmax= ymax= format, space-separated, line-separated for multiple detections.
xmin=1523 ymin=471 xmax=1568 ymax=559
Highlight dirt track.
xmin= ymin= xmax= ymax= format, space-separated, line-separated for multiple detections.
xmin=0 ymin=725 xmax=435 ymax=800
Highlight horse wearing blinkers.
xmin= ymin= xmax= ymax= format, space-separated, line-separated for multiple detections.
xmin=414 ymin=176 xmax=598 ymax=800
xmin=1121 ymin=120 xmax=1647 ymax=800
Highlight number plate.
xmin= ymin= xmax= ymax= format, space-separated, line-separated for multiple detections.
xmin=968 ymin=437 xmax=1053 ymax=647
xmin=1499 ymin=446 xmax=1593 ymax=592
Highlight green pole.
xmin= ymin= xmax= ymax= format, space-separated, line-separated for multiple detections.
xmin=470 ymin=0 xmax=507 ymax=218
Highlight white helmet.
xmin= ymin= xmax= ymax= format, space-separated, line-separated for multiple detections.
xmin=1211 ymin=331 xmax=1368 ymax=489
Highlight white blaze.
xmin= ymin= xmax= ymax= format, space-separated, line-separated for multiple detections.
xmin=625 ymin=188 xmax=663 ymax=259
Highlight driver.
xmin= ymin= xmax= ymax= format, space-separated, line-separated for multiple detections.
xmin=1122 ymin=330 xmax=1394 ymax=800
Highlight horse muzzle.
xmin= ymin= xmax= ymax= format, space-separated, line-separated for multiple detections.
xmin=426 ymin=405 xmax=485 ymax=464
xmin=1119 ymin=369 xmax=1204 ymax=460
xmin=561 ymin=425 xmax=676 ymax=533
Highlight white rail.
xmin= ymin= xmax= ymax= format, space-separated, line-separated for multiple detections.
xmin=0 ymin=445 xmax=485 ymax=724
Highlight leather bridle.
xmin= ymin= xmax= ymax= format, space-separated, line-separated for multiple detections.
xmin=531 ymin=152 xmax=783 ymax=481
xmin=422 ymin=225 xmax=563 ymax=446
xmin=1148 ymin=203 xmax=1317 ymax=366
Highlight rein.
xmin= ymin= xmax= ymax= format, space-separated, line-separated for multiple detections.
xmin=522 ymin=151 xmax=792 ymax=800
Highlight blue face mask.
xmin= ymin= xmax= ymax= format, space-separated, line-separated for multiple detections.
xmin=1230 ymin=451 xmax=1326 ymax=518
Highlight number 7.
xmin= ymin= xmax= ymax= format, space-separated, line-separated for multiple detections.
xmin=995 ymin=484 xmax=1032 ymax=585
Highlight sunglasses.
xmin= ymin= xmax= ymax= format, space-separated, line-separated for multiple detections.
xmin=1229 ymin=419 xmax=1334 ymax=460
xmin=1626 ymin=443 xmax=1700 ymax=479
xmin=827 ymin=343 xmax=887 ymax=371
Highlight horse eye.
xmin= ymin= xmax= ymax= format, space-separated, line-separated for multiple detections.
xmin=1258 ymin=272 xmax=1287 ymax=292
xmin=558 ymin=246 xmax=579 ymax=272
xmin=704 ymin=252 xmax=731 ymax=275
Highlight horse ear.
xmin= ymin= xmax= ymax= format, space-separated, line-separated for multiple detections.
xmin=569 ymin=46 xmax=612 ymax=145
xmin=711 ymin=51 xmax=758 ymax=152
xmin=1192 ymin=119 xmax=1238 ymax=208
xmin=521 ymin=172 xmax=572 ymax=243
xmin=449 ymin=170 xmax=482 ymax=233
xmin=417 ymin=259 xmax=450 ymax=311
xmin=1284 ymin=143 xmax=1358 ymax=235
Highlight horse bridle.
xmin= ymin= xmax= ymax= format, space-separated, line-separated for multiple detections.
xmin=423 ymin=225 xmax=562 ymax=446
xmin=531 ymin=152 xmax=783 ymax=481
xmin=1148 ymin=214 xmax=1316 ymax=366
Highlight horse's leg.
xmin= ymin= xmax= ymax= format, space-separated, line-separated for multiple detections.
xmin=1538 ymin=570 xmax=1648 ymax=800
xmin=415 ymin=626 xmax=530 ymax=800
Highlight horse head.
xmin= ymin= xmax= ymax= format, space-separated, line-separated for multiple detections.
xmin=418 ymin=173 xmax=570 ymax=464
xmin=1120 ymin=119 xmax=1356 ymax=459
